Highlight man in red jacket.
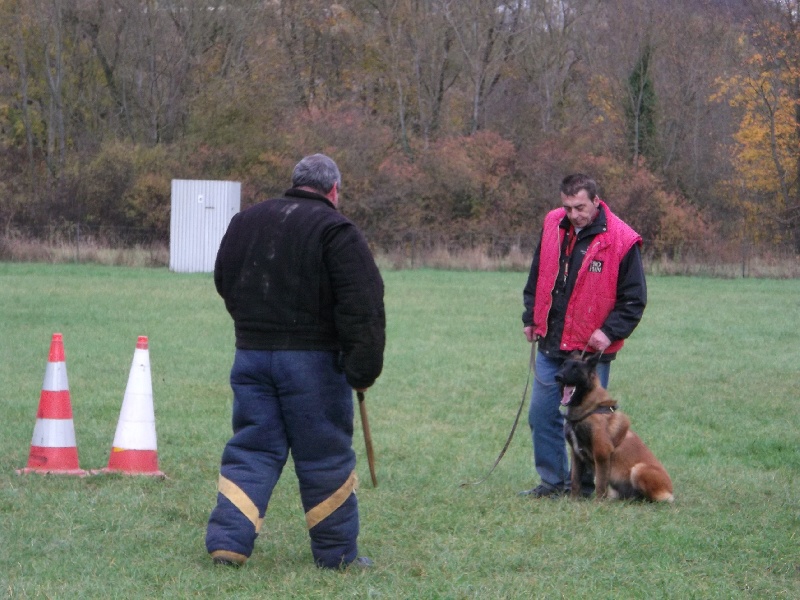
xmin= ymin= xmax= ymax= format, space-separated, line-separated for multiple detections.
xmin=520 ymin=173 xmax=647 ymax=498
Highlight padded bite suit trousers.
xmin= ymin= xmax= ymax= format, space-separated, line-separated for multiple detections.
xmin=206 ymin=350 xmax=360 ymax=568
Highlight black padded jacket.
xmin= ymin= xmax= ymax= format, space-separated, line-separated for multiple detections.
xmin=213 ymin=188 xmax=385 ymax=389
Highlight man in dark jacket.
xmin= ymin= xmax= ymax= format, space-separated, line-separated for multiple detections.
xmin=520 ymin=173 xmax=646 ymax=499
xmin=206 ymin=154 xmax=386 ymax=569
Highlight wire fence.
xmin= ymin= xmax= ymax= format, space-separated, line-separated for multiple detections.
xmin=0 ymin=224 xmax=168 ymax=267
xmin=1 ymin=223 xmax=798 ymax=278
xmin=4 ymin=223 xmax=167 ymax=246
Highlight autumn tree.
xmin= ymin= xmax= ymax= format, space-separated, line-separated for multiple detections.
xmin=442 ymin=0 xmax=526 ymax=134
xmin=271 ymin=1 xmax=370 ymax=111
xmin=73 ymin=0 xmax=253 ymax=146
xmin=357 ymin=0 xmax=460 ymax=148
xmin=0 ymin=0 xmax=793 ymax=261
xmin=626 ymin=43 xmax=658 ymax=167
xmin=715 ymin=0 xmax=800 ymax=248
xmin=513 ymin=0 xmax=594 ymax=137
xmin=650 ymin=1 xmax=744 ymax=206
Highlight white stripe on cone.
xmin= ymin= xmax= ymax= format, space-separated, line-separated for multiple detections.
xmin=31 ymin=418 xmax=78 ymax=447
xmin=42 ymin=360 xmax=68 ymax=391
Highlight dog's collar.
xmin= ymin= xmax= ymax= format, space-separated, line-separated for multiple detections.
xmin=565 ymin=405 xmax=617 ymax=423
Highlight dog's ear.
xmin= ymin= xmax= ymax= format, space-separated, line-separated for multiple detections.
xmin=587 ymin=350 xmax=603 ymax=368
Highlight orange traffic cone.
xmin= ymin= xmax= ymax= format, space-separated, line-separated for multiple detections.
xmin=17 ymin=333 xmax=88 ymax=476
xmin=94 ymin=336 xmax=165 ymax=478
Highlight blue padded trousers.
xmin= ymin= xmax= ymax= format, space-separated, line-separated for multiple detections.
xmin=206 ymin=349 xmax=360 ymax=568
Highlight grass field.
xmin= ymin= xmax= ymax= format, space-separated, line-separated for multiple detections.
xmin=1 ymin=263 xmax=798 ymax=598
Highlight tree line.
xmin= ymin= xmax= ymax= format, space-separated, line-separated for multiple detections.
xmin=0 ymin=0 xmax=798 ymax=259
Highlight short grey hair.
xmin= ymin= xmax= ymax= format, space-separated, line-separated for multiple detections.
xmin=291 ymin=153 xmax=342 ymax=194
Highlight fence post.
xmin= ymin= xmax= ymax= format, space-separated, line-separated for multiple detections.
xmin=741 ymin=239 xmax=748 ymax=278
xmin=75 ymin=223 xmax=81 ymax=264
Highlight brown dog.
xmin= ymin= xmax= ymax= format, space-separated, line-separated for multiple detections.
xmin=556 ymin=352 xmax=674 ymax=502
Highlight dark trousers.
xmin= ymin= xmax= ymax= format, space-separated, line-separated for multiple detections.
xmin=206 ymin=349 xmax=359 ymax=568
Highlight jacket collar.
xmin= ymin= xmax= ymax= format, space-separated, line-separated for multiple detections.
xmin=284 ymin=187 xmax=336 ymax=209
xmin=559 ymin=203 xmax=608 ymax=238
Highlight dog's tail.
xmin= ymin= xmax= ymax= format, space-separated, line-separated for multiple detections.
xmin=653 ymin=491 xmax=674 ymax=503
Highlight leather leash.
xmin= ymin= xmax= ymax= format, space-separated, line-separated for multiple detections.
xmin=460 ymin=341 xmax=537 ymax=487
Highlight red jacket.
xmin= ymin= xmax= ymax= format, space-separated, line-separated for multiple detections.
xmin=533 ymin=201 xmax=642 ymax=354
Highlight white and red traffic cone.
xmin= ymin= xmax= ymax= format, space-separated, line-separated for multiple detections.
xmin=94 ymin=336 xmax=165 ymax=478
xmin=17 ymin=333 xmax=88 ymax=476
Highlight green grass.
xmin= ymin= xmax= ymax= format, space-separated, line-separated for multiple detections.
xmin=1 ymin=263 xmax=798 ymax=598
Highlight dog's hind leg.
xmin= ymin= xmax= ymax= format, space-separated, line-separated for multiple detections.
xmin=630 ymin=463 xmax=674 ymax=503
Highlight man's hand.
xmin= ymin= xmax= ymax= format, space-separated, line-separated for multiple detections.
xmin=523 ymin=325 xmax=536 ymax=343
xmin=588 ymin=329 xmax=611 ymax=352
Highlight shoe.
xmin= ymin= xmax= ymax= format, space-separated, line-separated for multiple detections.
xmin=518 ymin=483 xmax=565 ymax=499
xmin=321 ymin=556 xmax=375 ymax=571
xmin=212 ymin=557 xmax=240 ymax=567
xmin=210 ymin=550 xmax=247 ymax=567
xmin=345 ymin=556 xmax=374 ymax=570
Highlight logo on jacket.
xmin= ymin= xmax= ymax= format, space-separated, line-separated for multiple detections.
xmin=589 ymin=260 xmax=603 ymax=273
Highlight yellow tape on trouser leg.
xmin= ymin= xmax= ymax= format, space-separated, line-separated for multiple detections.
xmin=218 ymin=474 xmax=265 ymax=533
xmin=305 ymin=470 xmax=359 ymax=530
